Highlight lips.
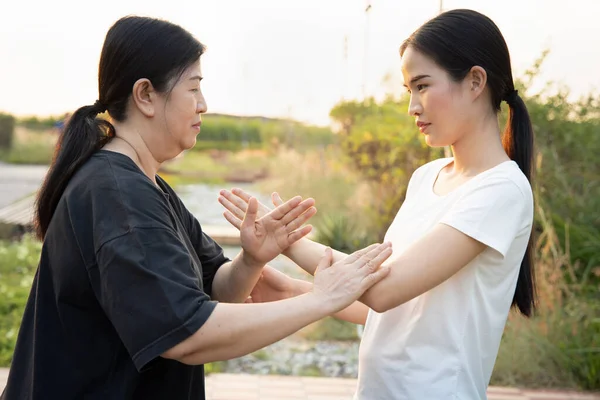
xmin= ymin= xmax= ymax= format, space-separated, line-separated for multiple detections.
xmin=192 ymin=122 xmax=202 ymax=130
xmin=416 ymin=121 xmax=430 ymax=133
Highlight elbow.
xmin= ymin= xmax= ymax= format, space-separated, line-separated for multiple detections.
xmin=162 ymin=345 xmax=212 ymax=366
xmin=368 ymin=294 xmax=406 ymax=313
xmin=370 ymin=300 xmax=392 ymax=314
xmin=162 ymin=349 xmax=183 ymax=363
xmin=161 ymin=333 xmax=214 ymax=366
xmin=161 ymin=345 xmax=194 ymax=364
xmin=365 ymin=295 xmax=393 ymax=314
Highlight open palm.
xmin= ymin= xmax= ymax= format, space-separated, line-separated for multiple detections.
xmin=233 ymin=196 xmax=316 ymax=266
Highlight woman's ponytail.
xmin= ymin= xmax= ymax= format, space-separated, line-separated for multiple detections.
xmin=34 ymin=102 xmax=114 ymax=240
xmin=503 ymin=89 xmax=537 ymax=317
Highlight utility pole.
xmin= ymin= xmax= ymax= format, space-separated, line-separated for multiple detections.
xmin=342 ymin=35 xmax=348 ymax=101
xmin=362 ymin=0 xmax=372 ymax=100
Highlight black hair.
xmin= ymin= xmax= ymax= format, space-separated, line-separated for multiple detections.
xmin=35 ymin=16 xmax=205 ymax=240
xmin=400 ymin=9 xmax=536 ymax=317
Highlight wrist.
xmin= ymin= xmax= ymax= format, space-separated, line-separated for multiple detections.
xmin=291 ymin=279 xmax=312 ymax=297
xmin=304 ymin=292 xmax=337 ymax=317
xmin=239 ymin=250 xmax=264 ymax=270
xmin=283 ymin=237 xmax=306 ymax=258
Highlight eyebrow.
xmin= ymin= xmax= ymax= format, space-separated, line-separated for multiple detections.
xmin=402 ymin=74 xmax=430 ymax=87
xmin=189 ymin=75 xmax=203 ymax=81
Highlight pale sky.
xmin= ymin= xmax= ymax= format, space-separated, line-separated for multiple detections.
xmin=1 ymin=0 xmax=598 ymax=126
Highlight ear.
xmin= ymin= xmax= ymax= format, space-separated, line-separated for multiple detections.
xmin=466 ymin=66 xmax=487 ymax=100
xmin=131 ymin=78 xmax=157 ymax=118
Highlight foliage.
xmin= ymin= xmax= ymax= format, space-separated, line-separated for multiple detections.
xmin=193 ymin=114 xmax=336 ymax=153
xmin=17 ymin=115 xmax=61 ymax=131
xmin=0 ymin=235 xmax=40 ymax=366
xmin=330 ymin=96 xmax=443 ymax=238
xmin=326 ymin=51 xmax=600 ymax=390
xmin=0 ymin=113 xmax=15 ymax=150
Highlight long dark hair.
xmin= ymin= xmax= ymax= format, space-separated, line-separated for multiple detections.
xmin=35 ymin=16 xmax=205 ymax=240
xmin=400 ymin=9 xmax=536 ymax=317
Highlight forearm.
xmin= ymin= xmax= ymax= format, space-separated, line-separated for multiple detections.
xmin=211 ymin=251 xmax=264 ymax=303
xmin=285 ymin=239 xmax=380 ymax=313
xmin=175 ymin=293 xmax=331 ymax=365
xmin=283 ymin=238 xmax=348 ymax=275
xmin=292 ymin=279 xmax=369 ymax=325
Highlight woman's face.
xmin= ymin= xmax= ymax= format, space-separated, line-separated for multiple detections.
xmin=401 ymin=46 xmax=473 ymax=148
xmin=153 ymin=59 xmax=207 ymax=159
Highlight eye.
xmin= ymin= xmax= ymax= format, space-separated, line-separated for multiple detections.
xmin=191 ymin=88 xmax=200 ymax=93
xmin=416 ymin=84 xmax=427 ymax=91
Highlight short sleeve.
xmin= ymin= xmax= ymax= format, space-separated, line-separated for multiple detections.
xmin=93 ymin=226 xmax=217 ymax=372
xmin=155 ymin=175 xmax=230 ymax=296
xmin=191 ymin=225 xmax=230 ymax=297
xmin=439 ymin=178 xmax=528 ymax=258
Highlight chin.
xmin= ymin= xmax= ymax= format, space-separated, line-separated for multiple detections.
xmin=424 ymin=135 xmax=452 ymax=148
xmin=181 ymin=137 xmax=197 ymax=151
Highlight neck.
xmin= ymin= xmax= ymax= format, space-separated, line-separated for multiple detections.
xmin=105 ymin=122 xmax=162 ymax=183
xmin=449 ymin=113 xmax=510 ymax=175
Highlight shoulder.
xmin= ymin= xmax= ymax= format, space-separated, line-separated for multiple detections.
xmin=455 ymin=161 xmax=534 ymax=223
xmin=408 ymin=157 xmax=453 ymax=189
xmin=69 ymin=151 xmax=160 ymax=204
xmin=477 ymin=161 xmax=532 ymax=203
xmin=65 ymin=151 xmax=177 ymax=244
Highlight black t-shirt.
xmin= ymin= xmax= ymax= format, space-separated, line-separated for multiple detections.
xmin=1 ymin=150 xmax=230 ymax=400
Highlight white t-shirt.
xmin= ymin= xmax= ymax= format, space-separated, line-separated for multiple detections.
xmin=355 ymin=158 xmax=534 ymax=400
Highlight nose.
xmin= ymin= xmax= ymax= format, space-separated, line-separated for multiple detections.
xmin=197 ymin=93 xmax=207 ymax=114
xmin=408 ymin=94 xmax=422 ymax=117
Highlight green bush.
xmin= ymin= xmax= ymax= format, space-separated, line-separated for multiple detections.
xmin=192 ymin=140 xmax=262 ymax=152
xmin=18 ymin=116 xmax=60 ymax=131
xmin=0 ymin=235 xmax=41 ymax=366
xmin=313 ymin=213 xmax=375 ymax=254
xmin=301 ymin=317 xmax=360 ymax=341
xmin=3 ymin=140 xmax=55 ymax=165
xmin=191 ymin=114 xmax=336 ymax=153
xmin=327 ymin=51 xmax=600 ymax=390
xmin=0 ymin=113 xmax=15 ymax=150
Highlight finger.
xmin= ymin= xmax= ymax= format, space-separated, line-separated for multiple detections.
xmin=229 ymin=188 xmax=272 ymax=216
xmin=231 ymin=187 xmax=253 ymax=203
xmin=267 ymin=196 xmax=303 ymax=220
xmin=361 ymin=266 xmax=391 ymax=290
xmin=343 ymin=243 xmax=382 ymax=264
xmin=284 ymin=206 xmax=317 ymax=232
xmin=261 ymin=265 xmax=286 ymax=280
xmin=218 ymin=195 xmax=246 ymax=221
xmin=357 ymin=243 xmax=393 ymax=269
xmin=280 ymin=199 xmax=316 ymax=226
xmin=287 ymin=225 xmax=313 ymax=244
xmin=241 ymin=197 xmax=259 ymax=231
xmin=220 ymin=189 xmax=250 ymax=212
xmin=314 ymin=247 xmax=333 ymax=275
xmin=360 ymin=246 xmax=393 ymax=273
xmin=272 ymin=192 xmax=284 ymax=207
xmin=223 ymin=211 xmax=242 ymax=230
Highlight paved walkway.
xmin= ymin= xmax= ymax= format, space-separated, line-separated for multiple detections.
xmin=0 ymin=370 xmax=598 ymax=399
xmin=0 ymin=162 xmax=48 ymax=209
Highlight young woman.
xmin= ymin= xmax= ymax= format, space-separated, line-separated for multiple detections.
xmin=219 ymin=9 xmax=536 ymax=399
xmin=0 ymin=16 xmax=393 ymax=400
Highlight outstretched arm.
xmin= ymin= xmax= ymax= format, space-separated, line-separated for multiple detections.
xmin=218 ymin=188 xmax=490 ymax=314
